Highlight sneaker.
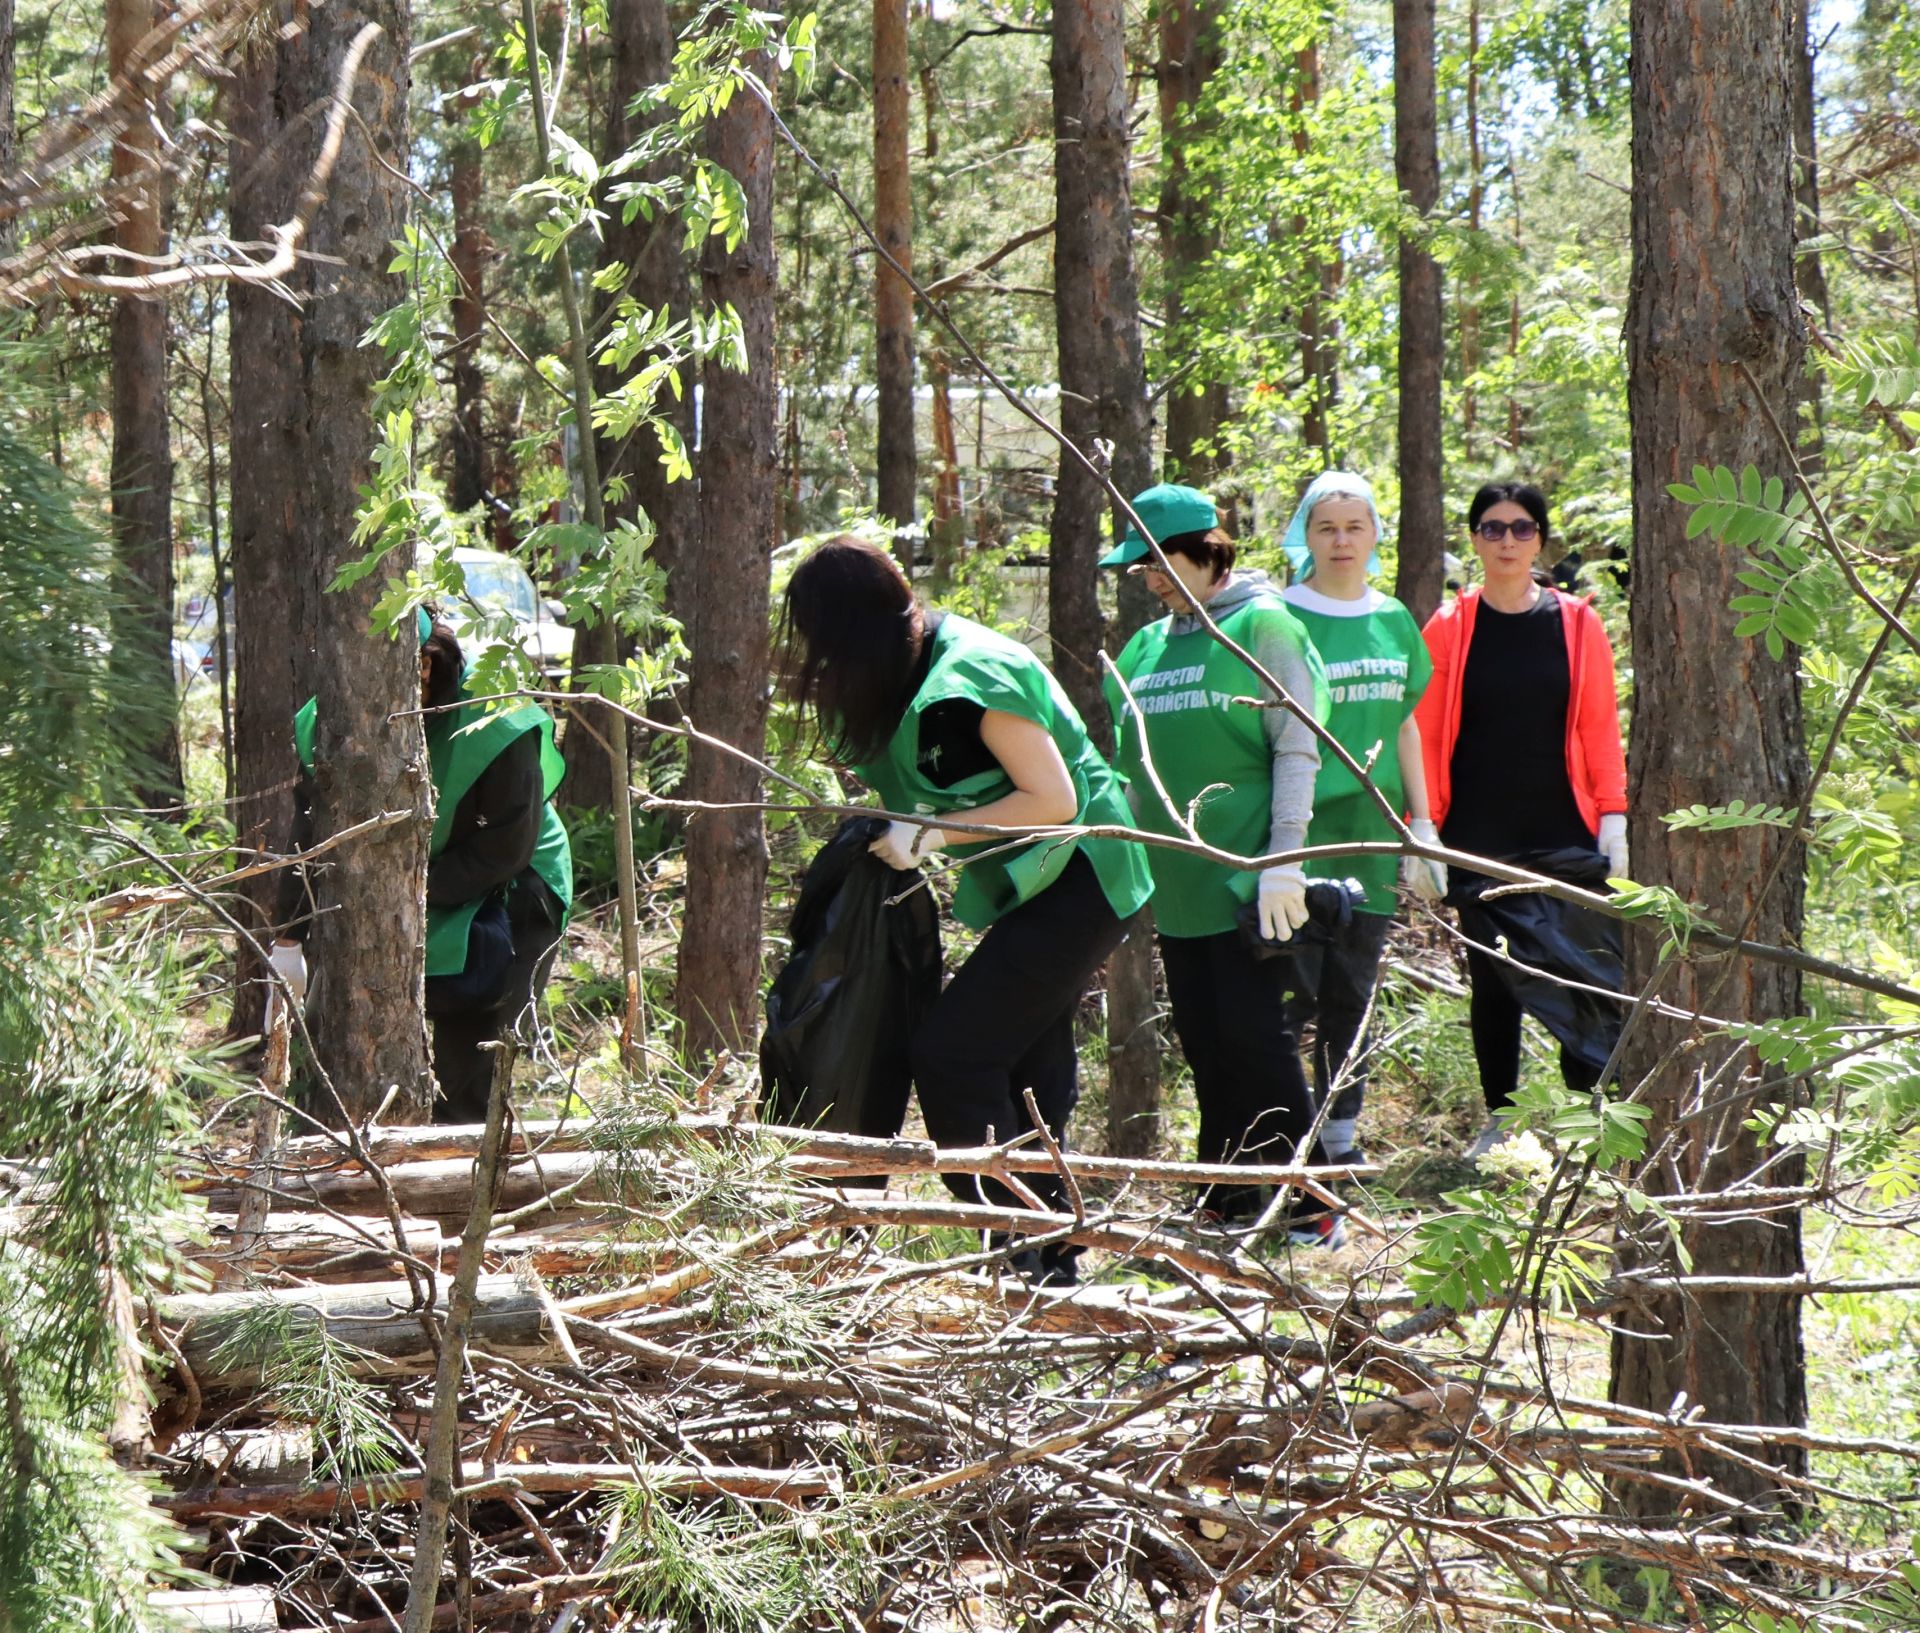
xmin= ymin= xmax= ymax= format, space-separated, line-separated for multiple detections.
xmin=1323 ymin=1146 xmax=1368 ymax=1169
xmin=1465 ymin=1119 xmax=1510 ymax=1162
xmin=1286 ymin=1214 xmax=1347 ymax=1251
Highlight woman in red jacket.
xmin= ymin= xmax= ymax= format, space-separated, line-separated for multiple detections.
xmin=1415 ymin=482 xmax=1628 ymax=1159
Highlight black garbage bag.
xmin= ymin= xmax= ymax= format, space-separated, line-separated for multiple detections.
xmin=1446 ymin=846 xmax=1623 ymax=1076
xmin=761 ymin=816 xmax=943 ymax=1142
xmin=1232 ymin=877 xmax=1368 ymax=1003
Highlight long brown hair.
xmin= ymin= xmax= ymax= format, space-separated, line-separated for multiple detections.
xmin=779 ymin=534 xmax=926 ymax=765
xmin=422 ymin=618 xmax=465 ymax=713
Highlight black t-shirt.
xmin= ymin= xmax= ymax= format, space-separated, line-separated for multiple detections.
xmin=905 ymin=612 xmax=998 ymax=789
xmin=1440 ymin=594 xmax=1594 ymax=860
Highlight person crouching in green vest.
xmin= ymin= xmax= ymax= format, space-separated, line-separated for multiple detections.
xmin=272 ymin=609 xmax=574 ymax=1121
xmin=780 ymin=535 xmax=1153 ymax=1287
xmin=1279 ymin=471 xmax=1444 ymax=1168
xmin=1102 ymin=484 xmax=1341 ymax=1246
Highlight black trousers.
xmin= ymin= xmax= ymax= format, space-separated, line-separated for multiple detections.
xmin=1465 ymin=943 xmax=1603 ymax=1113
xmin=1159 ymin=929 xmax=1319 ymax=1220
xmin=1307 ymin=910 xmax=1393 ymax=1123
xmin=426 ymin=877 xmax=566 ymax=1124
xmin=911 ymin=850 xmax=1129 ymax=1213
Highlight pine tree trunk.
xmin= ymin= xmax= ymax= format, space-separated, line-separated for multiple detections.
xmin=446 ymin=86 xmax=489 ymax=517
xmin=676 ymin=54 xmax=776 ymax=1061
xmin=873 ymin=0 xmax=916 ymax=538
xmin=1050 ymin=0 xmax=1149 ymax=734
xmin=1290 ymin=42 xmax=1339 ymax=462
xmin=1460 ymin=0 xmax=1482 ymax=459
xmin=227 ymin=29 xmax=305 ymax=1042
xmin=1609 ymin=0 xmax=1809 ymax=1523
xmin=0 ymin=0 xmax=15 ymax=254
xmin=1052 ymin=0 xmax=1160 ymax=1156
xmin=1392 ymin=0 xmax=1444 ymax=626
xmin=565 ymin=0 xmax=699 ymax=814
xmin=1158 ymin=0 xmax=1228 ymax=486
xmin=107 ymin=0 xmax=182 ymax=813
xmin=286 ymin=0 xmax=433 ymax=1119
xmin=1792 ymin=0 xmax=1830 ymax=470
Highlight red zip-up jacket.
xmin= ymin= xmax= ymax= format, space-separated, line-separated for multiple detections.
xmin=1414 ymin=585 xmax=1627 ymax=837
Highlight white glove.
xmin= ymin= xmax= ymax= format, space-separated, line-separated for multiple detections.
xmin=869 ymin=819 xmax=942 ymax=871
xmin=267 ymin=939 xmax=308 ymax=1008
xmin=1598 ymin=813 xmax=1630 ymax=879
xmin=1404 ymin=817 xmax=1447 ymax=903
xmin=1256 ymin=865 xmax=1310 ymax=942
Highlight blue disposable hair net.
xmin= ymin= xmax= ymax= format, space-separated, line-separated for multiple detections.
xmin=1279 ymin=470 xmax=1385 ymax=580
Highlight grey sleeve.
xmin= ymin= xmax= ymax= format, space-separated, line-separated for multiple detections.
xmin=1247 ymin=618 xmax=1321 ymax=860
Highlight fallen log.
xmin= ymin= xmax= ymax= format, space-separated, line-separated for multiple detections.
xmin=190 ymin=1136 xmax=1377 ymax=1226
xmin=157 ymin=1273 xmax=559 ymax=1392
xmin=148 ymin=1586 xmax=279 ymax=1631
xmin=162 ymin=1460 xmax=837 ymax=1521
xmin=191 ymin=1152 xmax=601 ymax=1223
xmin=185 ymin=1207 xmax=447 ymax=1281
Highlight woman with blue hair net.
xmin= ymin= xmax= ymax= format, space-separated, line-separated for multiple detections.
xmin=1279 ymin=472 xmax=1442 ymax=1165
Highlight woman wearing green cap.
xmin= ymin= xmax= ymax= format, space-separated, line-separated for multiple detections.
xmin=274 ymin=610 xmax=573 ymax=1121
xmin=1102 ymin=484 xmax=1338 ymax=1242
xmin=780 ymin=535 xmax=1152 ymax=1286
xmin=1277 ymin=471 xmax=1442 ymax=1167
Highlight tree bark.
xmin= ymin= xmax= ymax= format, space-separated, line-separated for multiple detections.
xmin=1290 ymin=42 xmax=1339 ymax=462
xmin=565 ymin=0 xmax=699 ymax=813
xmin=227 ymin=22 xmax=305 ymax=1041
xmin=1610 ymin=0 xmax=1809 ymax=1522
xmin=0 ymin=0 xmax=15 ymax=255
xmin=873 ymin=0 xmax=916 ymax=538
xmin=286 ymin=0 xmax=434 ymax=1118
xmin=1392 ymin=0 xmax=1444 ymax=626
xmin=446 ymin=77 xmax=489 ymax=518
xmin=1158 ymin=0 xmax=1228 ymax=486
xmin=107 ymin=0 xmax=182 ymax=813
xmin=1050 ymin=0 xmax=1150 ymax=736
xmin=1461 ymin=0 xmax=1482 ymax=459
xmin=676 ymin=54 xmax=776 ymax=1061
xmin=1052 ymin=0 xmax=1161 ymax=1156
xmin=1791 ymin=0 xmax=1830 ymax=470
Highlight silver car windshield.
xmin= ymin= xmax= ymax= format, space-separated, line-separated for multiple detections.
xmin=458 ymin=558 xmax=539 ymax=623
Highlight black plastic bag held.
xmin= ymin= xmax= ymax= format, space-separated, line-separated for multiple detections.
xmin=761 ymin=817 xmax=943 ymax=1140
xmin=1447 ymin=846 xmax=1623 ymax=1077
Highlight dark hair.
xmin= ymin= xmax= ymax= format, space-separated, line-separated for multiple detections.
xmin=1157 ymin=527 xmax=1237 ymax=582
xmin=423 ymin=618 xmax=465 ymax=713
xmin=779 ymin=534 xmax=926 ymax=765
xmin=1466 ymin=481 xmax=1552 ymax=543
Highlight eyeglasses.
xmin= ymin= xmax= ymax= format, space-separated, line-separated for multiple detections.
xmin=1473 ymin=518 xmax=1540 ymax=542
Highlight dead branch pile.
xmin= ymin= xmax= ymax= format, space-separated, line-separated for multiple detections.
xmin=119 ymin=1094 xmax=1915 ymax=1631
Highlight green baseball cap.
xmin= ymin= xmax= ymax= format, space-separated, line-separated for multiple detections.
xmin=1099 ymin=483 xmax=1219 ymax=567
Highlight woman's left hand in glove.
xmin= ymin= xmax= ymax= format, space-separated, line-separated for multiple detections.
xmin=1404 ymin=817 xmax=1448 ymax=902
xmin=869 ymin=818 xmax=944 ymax=870
xmin=1257 ymin=865 xmax=1310 ymax=942
xmin=1598 ymin=813 xmax=1630 ymax=879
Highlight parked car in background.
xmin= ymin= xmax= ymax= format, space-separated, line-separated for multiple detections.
xmin=173 ymin=587 xmax=234 ymax=687
xmin=438 ymin=546 xmax=575 ymax=681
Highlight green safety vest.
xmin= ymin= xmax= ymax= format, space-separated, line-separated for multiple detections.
xmin=1106 ymin=592 xmax=1330 ymax=938
xmin=1282 ymin=587 xmax=1431 ymax=914
xmin=855 ymin=615 xmax=1153 ymax=930
xmin=294 ymin=694 xmax=573 ymax=978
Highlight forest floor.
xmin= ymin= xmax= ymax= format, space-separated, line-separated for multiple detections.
xmin=532 ymin=828 xmax=1920 ymax=1544
xmin=166 ymin=705 xmax=1920 ymax=1623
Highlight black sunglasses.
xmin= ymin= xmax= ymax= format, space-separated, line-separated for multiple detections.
xmin=1473 ymin=518 xmax=1540 ymax=542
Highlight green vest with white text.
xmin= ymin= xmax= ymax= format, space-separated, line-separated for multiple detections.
xmin=854 ymin=615 xmax=1152 ymax=930
xmin=294 ymin=694 xmax=572 ymax=978
xmin=1106 ymin=593 xmax=1329 ymax=938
